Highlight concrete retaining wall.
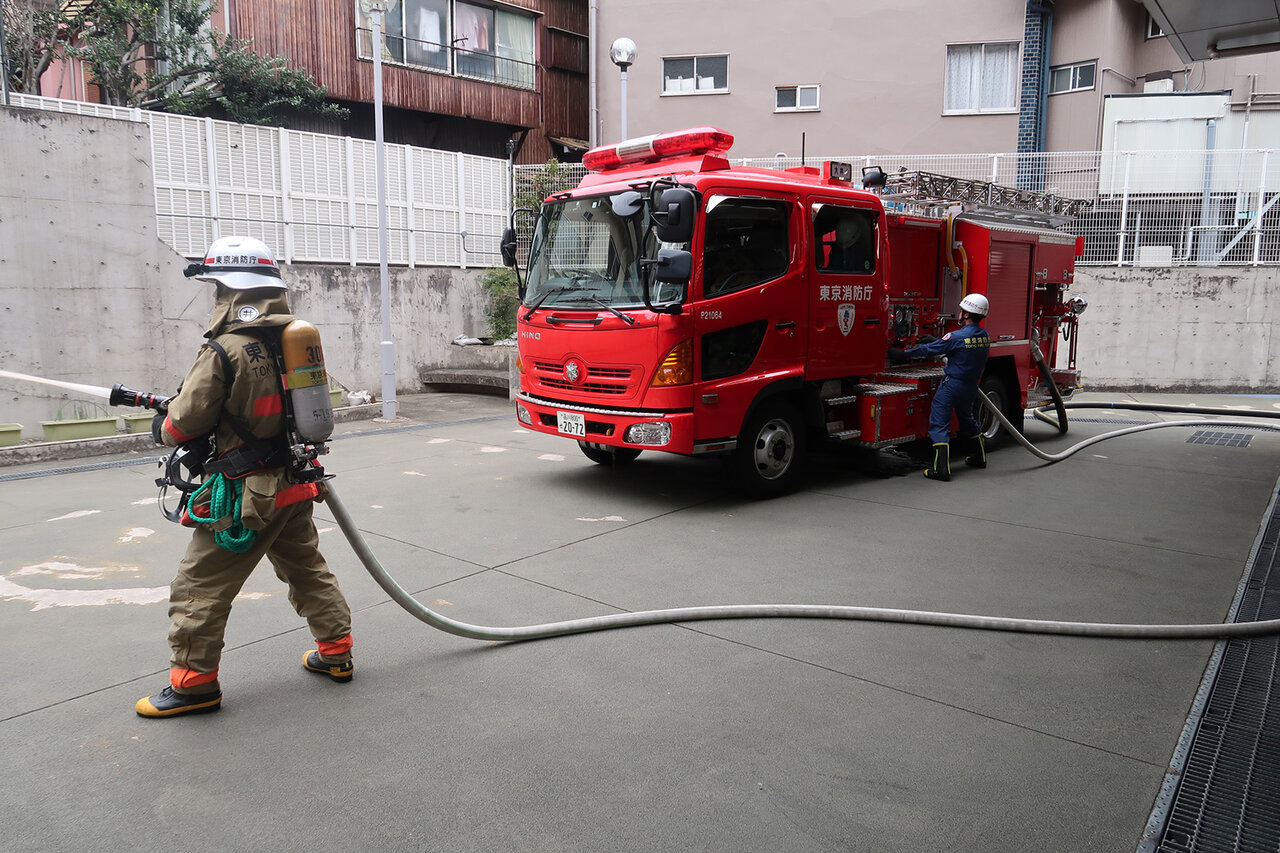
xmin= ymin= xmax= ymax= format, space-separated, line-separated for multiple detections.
xmin=2 ymin=106 xmax=1275 ymax=439
xmin=1072 ymin=267 xmax=1280 ymax=392
xmin=0 ymin=106 xmax=495 ymax=438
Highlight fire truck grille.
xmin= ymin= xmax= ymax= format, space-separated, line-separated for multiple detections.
xmin=531 ymin=360 xmax=636 ymax=396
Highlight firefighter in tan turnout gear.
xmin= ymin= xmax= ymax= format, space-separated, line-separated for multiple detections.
xmin=136 ymin=236 xmax=355 ymax=718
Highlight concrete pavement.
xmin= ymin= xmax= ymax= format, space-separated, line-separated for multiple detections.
xmin=2 ymin=391 xmax=1278 ymax=852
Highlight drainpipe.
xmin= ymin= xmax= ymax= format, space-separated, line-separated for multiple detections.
xmin=1037 ymin=4 xmax=1052 ymax=155
xmin=1197 ymin=118 xmax=1220 ymax=263
xmin=589 ymin=0 xmax=599 ymax=148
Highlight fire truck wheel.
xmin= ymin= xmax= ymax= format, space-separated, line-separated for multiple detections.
xmin=734 ymin=399 xmax=806 ymax=499
xmin=578 ymin=441 xmax=642 ymax=466
xmin=974 ymin=376 xmax=1022 ymax=443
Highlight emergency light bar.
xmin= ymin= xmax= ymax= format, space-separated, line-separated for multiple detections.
xmin=582 ymin=127 xmax=734 ymax=172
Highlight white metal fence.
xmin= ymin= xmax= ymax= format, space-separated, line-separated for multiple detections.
xmin=518 ymin=149 xmax=1280 ymax=267
xmin=11 ymin=93 xmax=510 ymax=267
xmin=16 ymin=91 xmax=1280 ymax=269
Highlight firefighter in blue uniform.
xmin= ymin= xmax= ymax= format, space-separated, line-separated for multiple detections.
xmin=891 ymin=293 xmax=991 ymax=482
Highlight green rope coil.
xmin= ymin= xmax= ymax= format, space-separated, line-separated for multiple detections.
xmin=187 ymin=473 xmax=257 ymax=553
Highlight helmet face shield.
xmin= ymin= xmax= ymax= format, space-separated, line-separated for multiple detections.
xmin=190 ymin=236 xmax=286 ymax=290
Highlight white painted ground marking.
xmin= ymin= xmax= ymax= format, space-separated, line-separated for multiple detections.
xmin=131 ymin=497 xmax=159 ymax=506
xmin=118 ymin=527 xmax=155 ymax=543
xmin=14 ymin=561 xmax=139 ymax=580
xmin=46 ymin=510 xmax=101 ymax=522
xmin=480 ymin=446 xmax=507 ymax=453
xmin=538 ymin=454 xmax=565 ymax=461
xmin=428 ymin=438 xmax=451 ymax=445
xmin=575 ymin=516 xmax=627 ymax=523
xmin=403 ymin=471 xmax=427 ymax=477
xmin=0 ymin=577 xmax=169 ymax=611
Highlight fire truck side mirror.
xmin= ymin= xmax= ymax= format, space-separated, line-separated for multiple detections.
xmin=500 ymin=227 xmax=518 ymax=267
xmin=652 ymin=247 xmax=692 ymax=283
xmin=652 ymin=188 xmax=696 ymax=244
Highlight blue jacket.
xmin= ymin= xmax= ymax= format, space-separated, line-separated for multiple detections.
xmin=904 ymin=322 xmax=990 ymax=384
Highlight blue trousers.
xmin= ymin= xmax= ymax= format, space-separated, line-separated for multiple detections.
xmin=929 ymin=377 xmax=981 ymax=444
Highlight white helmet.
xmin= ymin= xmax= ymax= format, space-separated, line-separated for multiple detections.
xmin=959 ymin=293 xmax=989 ymax=316
xmin=185 ymin=236 xmax=285 ymax=290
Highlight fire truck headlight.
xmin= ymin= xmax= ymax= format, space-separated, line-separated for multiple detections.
xmin=516 ymin=404 xmax=533 ymax=425
xmin=625 ymin=422 xmax=671 ymax=446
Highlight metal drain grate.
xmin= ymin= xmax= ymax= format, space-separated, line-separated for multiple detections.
xmin=1187 ymin=431 xmax=1255 ymax=448
xmin=1142 ymin=485 xmax=1280 ymax=851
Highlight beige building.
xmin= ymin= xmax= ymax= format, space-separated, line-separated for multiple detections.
xmin=590 ymin=0 xmax=1280 ymax=157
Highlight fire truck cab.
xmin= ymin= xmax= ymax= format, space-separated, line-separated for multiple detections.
xmin=506 ymin=127 xmax=1087 ymax=497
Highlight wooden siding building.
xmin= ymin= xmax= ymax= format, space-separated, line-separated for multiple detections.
xmin=222 ymin=0 xmax=588 ymax=163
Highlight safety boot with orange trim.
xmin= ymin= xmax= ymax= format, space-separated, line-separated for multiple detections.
xmin=136 ymin=686 xmax=222 ymax=718
xmin=303 ymin=650 xmax=354 ymax=683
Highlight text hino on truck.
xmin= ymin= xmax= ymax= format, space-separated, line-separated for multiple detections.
xmin=501 ymin=127 xmax=1089 ymax=498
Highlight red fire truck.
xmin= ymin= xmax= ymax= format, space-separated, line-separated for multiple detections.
xmin=502 ymin=127 xmax=1088 ymax=497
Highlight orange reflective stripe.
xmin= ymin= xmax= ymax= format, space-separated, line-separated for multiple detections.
xmin=163 ymin=415 xmax=201 ymax=444
xmin=253 ymin=393 xmax=283 ymax=418
xmin=317 ymin=634 xmax=353 ymax=657
xmin=275 ymin=482 xmax=320 ymax=508
xmin=170 ymin=668 xmax=218 ymax=689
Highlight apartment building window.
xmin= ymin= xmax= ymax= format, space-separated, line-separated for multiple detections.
xmin=776 ymin=85 xmax=820 ymax=112
xmin=944 ymin=42 xmax=1018 ymax=113
xmin=1146 ymin=15 xmax=1165 ymax=39
xmin=662 ymin=55 xmax=728 ymax=94
xmin=1049 ymin=61 xmax=1096 ymax=94
xmin=355 ymin=0 xmax=535 ymax=90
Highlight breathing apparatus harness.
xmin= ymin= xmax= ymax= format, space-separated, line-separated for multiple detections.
xmin=139 ymin=324 xmax=332 ymax=544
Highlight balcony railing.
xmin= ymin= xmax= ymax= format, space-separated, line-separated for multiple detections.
xmin=356 ymin=28 xmax=536 ymax=91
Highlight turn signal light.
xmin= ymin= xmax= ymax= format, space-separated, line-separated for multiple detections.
xmin=582 ymin=127 xmax=734 ymax=172
xmin=651 ymin=339 xmax=693 ymax=387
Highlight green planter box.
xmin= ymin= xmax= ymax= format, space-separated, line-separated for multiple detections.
xmin=121 ymin=412 xmax=156 ymax=434
xmin=331 ymin=389 xmax=345 ymax=409
xmin=41 ymin=417 xmax=118 ymax=442
xmin=0 ymin=423 xmax=22 ymax=447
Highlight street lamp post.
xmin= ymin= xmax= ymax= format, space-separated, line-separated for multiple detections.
xmin=609 ymin=37 xmax=636 ymax=141
xmin=364 ymin=0 xmax=398 ymax=420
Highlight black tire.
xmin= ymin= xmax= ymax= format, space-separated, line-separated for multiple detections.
xmin=733 ymin=399 xmax=806 ymax=499
xmin=578 ymin=441 xmax=642 ymax=466
xmin=973 ymin=376 xmax=1022 ymax=443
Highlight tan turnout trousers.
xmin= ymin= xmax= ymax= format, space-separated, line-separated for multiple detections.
xmin=168 ymin=497 xmax=351 ymax=694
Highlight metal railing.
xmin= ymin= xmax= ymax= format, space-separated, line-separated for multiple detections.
xmin=355 ymin=27 xmax=537 ymax=91
xmin=519 ymin=149 xmax=1280 ymax=267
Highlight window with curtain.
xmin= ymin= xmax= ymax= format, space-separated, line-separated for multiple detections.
xmin=662 ymin=55 xmax=728 ymax=94
xmin=496 ymin=9 xmax=535 ymax=89
xmin=944 ymin=42 xmax=1019 ymax=113
xmin=354 ymin=0 xmax=535 ymax=90
xmin=405 ymin=0 xmax=449 ymax=70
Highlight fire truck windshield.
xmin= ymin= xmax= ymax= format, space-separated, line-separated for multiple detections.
xmin=525 ymin=194 xmax=680 ymax=311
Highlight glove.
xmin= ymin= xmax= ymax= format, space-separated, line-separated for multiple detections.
xmin=151 ymin=412 xmax=167 ymax=445
xmin=918 ymin=334 xmax=939 ymax=345
xmin=887 ymin=348 xmax=907 ymax=365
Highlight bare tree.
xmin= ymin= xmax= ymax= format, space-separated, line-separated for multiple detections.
xmin=1 ymin=0 xmax=70 ymax=95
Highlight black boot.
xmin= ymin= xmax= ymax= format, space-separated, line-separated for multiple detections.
xmin=136 ymin=686 xmax=222 ymax=718
xmin=964 ymin=434 xmax=986 ymax=469
xmin=924 ymin=442 xmax=951 ymax=481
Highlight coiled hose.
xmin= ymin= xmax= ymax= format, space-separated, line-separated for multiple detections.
xmin=324 ymin=398 xmax=1280 ymax=643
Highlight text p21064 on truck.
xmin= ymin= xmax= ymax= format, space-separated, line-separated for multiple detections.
xmin=501 ymin=127 xmax=1089 ymax=498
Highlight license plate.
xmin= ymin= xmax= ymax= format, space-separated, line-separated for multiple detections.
xmin=556 ymin=411 xmax=586 ymax=437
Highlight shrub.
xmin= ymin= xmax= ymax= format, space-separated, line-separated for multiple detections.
xmin=480 ymin=267 xmax=520 ymax=340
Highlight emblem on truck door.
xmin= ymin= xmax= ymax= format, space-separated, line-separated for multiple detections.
xmin=838 ymin=303 xmax=856 ymax=336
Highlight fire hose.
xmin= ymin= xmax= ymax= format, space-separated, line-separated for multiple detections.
xmin=322 ymin=394 xmax=1280 ymax=643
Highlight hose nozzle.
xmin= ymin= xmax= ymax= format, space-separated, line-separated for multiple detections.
xmin=109 ymin=383 xmax=170 ymax=412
